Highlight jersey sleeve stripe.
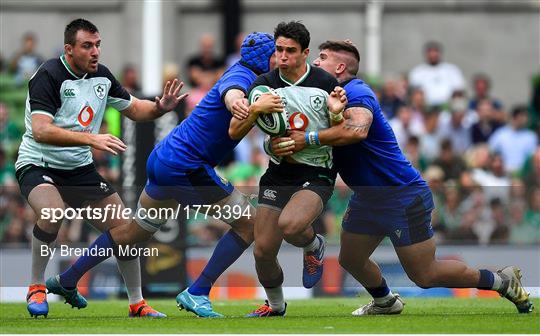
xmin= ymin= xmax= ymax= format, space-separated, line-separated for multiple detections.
xmin=108 ymin=95 xmax=132 ymax=111
xmin=31 ymin=110 xmax=55 ymax=118
xmin=346 ymin=103 xmax=374 ymax=113
xmin=220 ymin=85 xmax=247 ymax=103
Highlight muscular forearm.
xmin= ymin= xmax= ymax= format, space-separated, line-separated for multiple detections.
xmin=123 ymin=98 xmax=163 ymax=122
xmin=318 ymin=124 xmax=366 ymax=146
xmin=319 ymin=106 xmax=372 ymax=146
xmin=33 ymin=123 xmax=93 ymax=147
xmin=229 ymin=108 xmax=259 ymax=140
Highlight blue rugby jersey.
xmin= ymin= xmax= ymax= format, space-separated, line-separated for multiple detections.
xmin=156 ymin=62 xmax=257 ymax=168
xmin=334 ymin=78 xmax=426 ymax=198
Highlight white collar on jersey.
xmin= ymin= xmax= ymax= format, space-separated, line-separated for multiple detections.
xmin=279 ymin=62 xmax=311 ymax=86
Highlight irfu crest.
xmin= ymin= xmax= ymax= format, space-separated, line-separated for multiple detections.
xmin=94 ymin=84 xmax=106 ymax=100
xmin=310 ymin=95 xmax=324 ymax=111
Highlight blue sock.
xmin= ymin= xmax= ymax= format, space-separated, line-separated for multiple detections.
xmin=59 ymin=230 xmax=116 ymax=289
xmin=366 ymin=277 xmax=391 ymax=298
xmin=477 ymin=269 xmax=495 ymax=290
xmin=188 ymin=230 xmax=249 ymax=296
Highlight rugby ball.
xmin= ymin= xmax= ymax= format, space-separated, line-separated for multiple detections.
xmin=248 ymin=85 xmax=288 ymax=136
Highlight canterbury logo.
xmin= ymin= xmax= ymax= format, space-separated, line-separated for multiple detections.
xmin=100 ymin=182 xmax=109 ymax=192
xmin=63 ymin=89 xmax=76 ymax=97
xmin=263 ymin=189 xmax=277 ymax=201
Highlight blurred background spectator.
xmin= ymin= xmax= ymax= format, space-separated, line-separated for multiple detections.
xmin=389 ymin=105 xmax=424 ymax=149
xmin=469 ymin=73 xmax=504 ymax=114
xmin=9 ymin=32 xmax=43 ymax=85
xmin=437 ymin=92 xmax=473 ymax=155
xmin=471 ymin=98 xmax=502 ymax=144
xmin=488 ymin=106 xmax=538 ymax=175
xmin=409 ymin=41 xmax=465 ymax=107
xmin=380 ymin=77 xmax=406 ymax=119
xmin=186 ymin=34 xmax=224 ymax=88
xmin=225 ymin=32 xmax=245 ymax=69
xmin=120 ymin=64 xmax=142 ymax=97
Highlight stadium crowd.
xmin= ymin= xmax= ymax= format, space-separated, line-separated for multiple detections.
xmin=1 ymin=33 xmax=539 ymax=247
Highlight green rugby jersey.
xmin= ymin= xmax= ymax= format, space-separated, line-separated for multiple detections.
xmin=250 ymin=64 xmax=338 ymax=168
xmin=16 ymin=55 xmax=131 ymax=170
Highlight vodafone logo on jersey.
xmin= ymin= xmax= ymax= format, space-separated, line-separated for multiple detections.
xmin=78 ymin=104 xmax=94 ymax=127
xmin=288 ymin=112 xmax=309 ymax=131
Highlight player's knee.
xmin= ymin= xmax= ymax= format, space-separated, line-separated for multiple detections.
xmin=253 ymin=245 xmax=266 ymax=261
xmin=278 ymin=216 xmax=305 ymax=238
xmin=133 ymin=201 xmax=168 ymax=234
xmin=37 ymin=218 xmax=62 ymax=233
xmin=253 ymin=243 xmax=277 ymax=262
xmin=253 ymin=244 xmax=267 ymax=261
xmin=338 ymin=253 xmax=354 ymax=272
xmin=115 ymin=220 xmax=153 ymax=245
xmin=36 ymin=205 xmax=65 ymax=232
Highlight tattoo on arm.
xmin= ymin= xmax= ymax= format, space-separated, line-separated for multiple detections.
xmin=344 ymin=121 xmax=370 ymax=132
xmin=343 ymin=107 xmax=373 ymax=133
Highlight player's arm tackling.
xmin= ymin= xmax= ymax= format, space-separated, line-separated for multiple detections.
xmin=224 ymin=89 xmax=249 ymax=119
xmin=319 ymin=106 xmax=373 ymax=145
xmin=273 ymin=106 xmax=373 ymax=156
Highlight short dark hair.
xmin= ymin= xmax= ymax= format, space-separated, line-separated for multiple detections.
xmin=318 ymin=40 xmax=360 ymax=63
xmin=274 ymin=21 xmax=310 ymax=51
xmin=64 ymin=18 xmax=98 ymax=45
xmin=511 ymin=105 xmax=528 ymax=119
xmin=318 ymin=40 xmax=360 ymax=75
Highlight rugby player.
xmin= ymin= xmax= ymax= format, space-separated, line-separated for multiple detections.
xmin=270 ymin=40 xmax=534 ymax=315
xmin=18 ymin=18 xmax=187 ymax=318
xmin=47 ymin=32 xmax=276 ymax=318
xmin=229 ymin=21 xmax=347 ymax=317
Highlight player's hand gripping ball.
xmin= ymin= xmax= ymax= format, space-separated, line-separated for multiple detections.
xmin=248 ymin=85 xmax=288 ymax=136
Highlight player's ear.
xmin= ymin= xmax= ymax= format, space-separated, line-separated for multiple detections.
xmin=64 ymin=44 xmax=73 ymax=56
xmin=302 ymin=47 xmax=310 ymax=59
xmin=337 ymin=63 xmax=346 ymax=75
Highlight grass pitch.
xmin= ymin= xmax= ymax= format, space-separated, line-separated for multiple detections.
xmin=1 ymin=297 xmax=539 ymax=334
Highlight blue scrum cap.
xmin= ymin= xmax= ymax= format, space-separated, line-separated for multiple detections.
xmin=240 ymin=32 xmax=275 ymax=74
